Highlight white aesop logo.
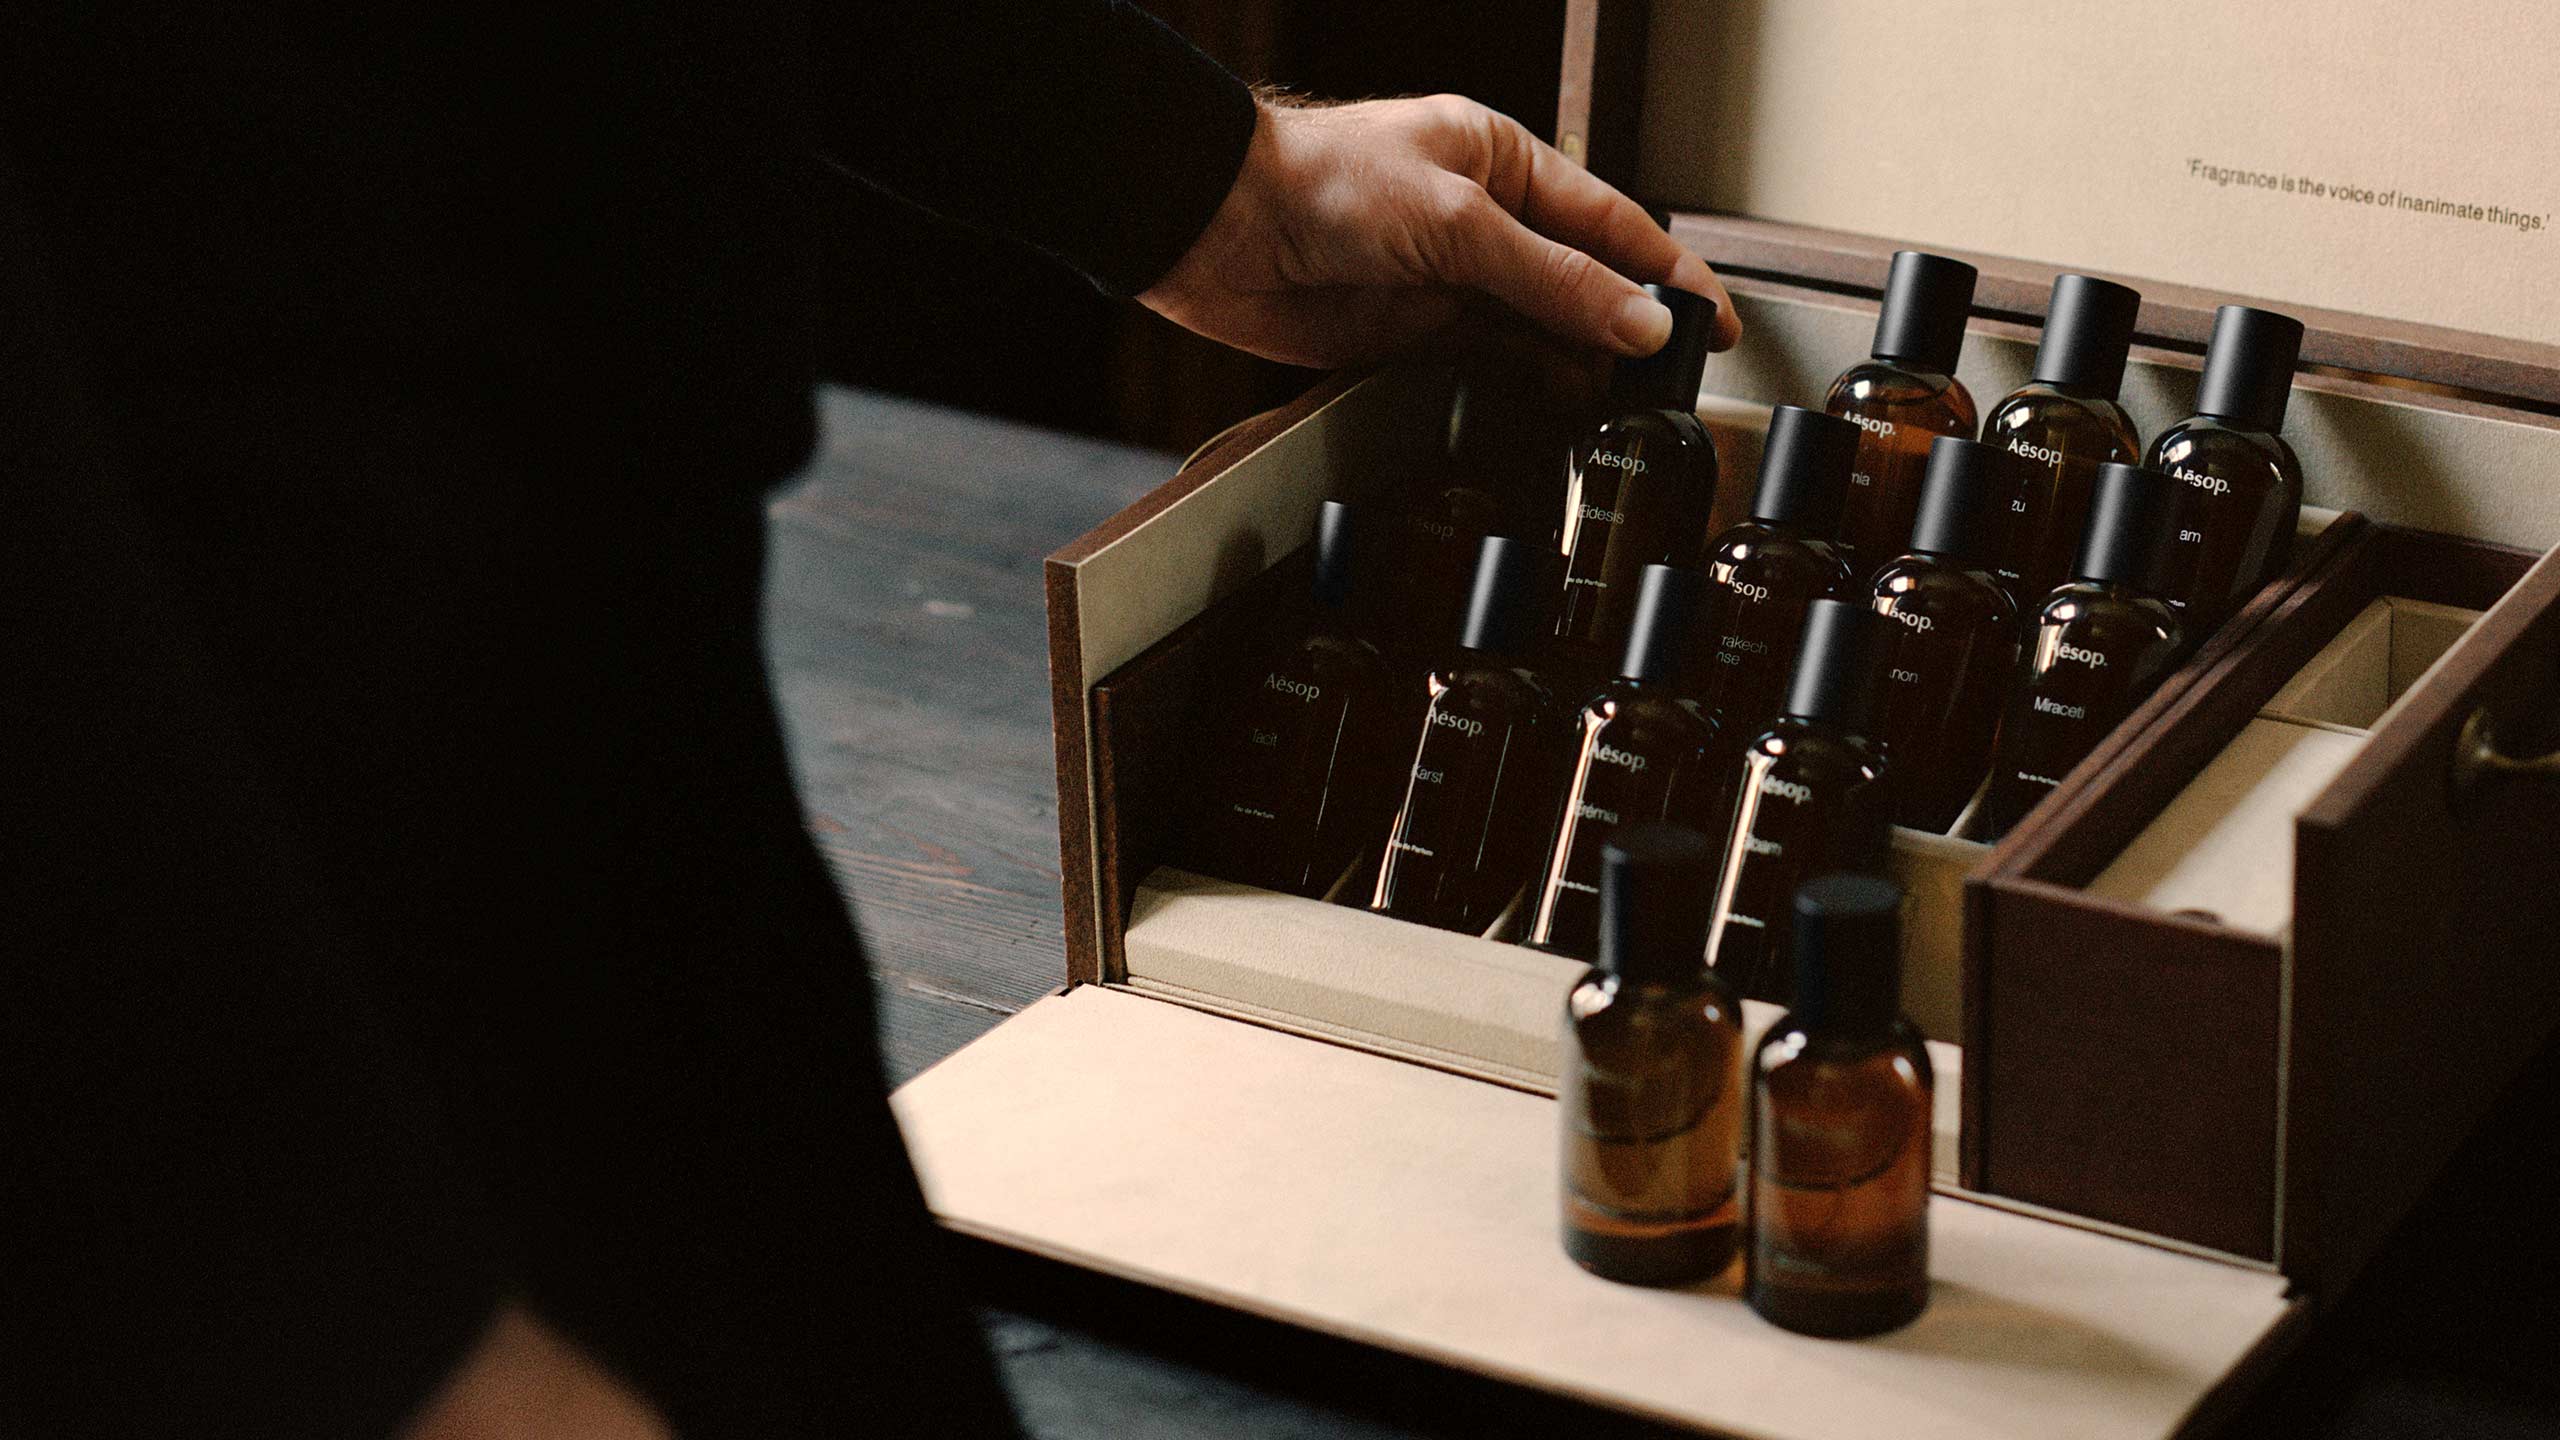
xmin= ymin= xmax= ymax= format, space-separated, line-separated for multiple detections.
xmin=1592 ymin=744 xmax=1647 ymax=772
xmin=1586 ymin=449 xmax=1649 ymax=476
xmin=1429 ymin=710 xmax=1484 ymax=738
xmin=1847 ymin=414 xmax=1896 ymax=438
xmin=1889 ymin=610 xmax=1935 ymax=633
xmin=1759 ymin=776 xmax=1813 ymax=805
xmin=2056 ymin=642 xmax=2106 ymax=668
xmin=1264 ymin=673 xmax=1320 ymax=702
xmin=1729 ymin=579 xmax=1771 ymax=604
xmin=2006 ymin=436 xmax=2062 ymax=466
xmin=2174 ymin=466 xmax=2231 ymax=497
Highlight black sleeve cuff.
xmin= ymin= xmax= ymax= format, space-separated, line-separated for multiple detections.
xmin=814 ymin=1 xmax=1260 ymax=296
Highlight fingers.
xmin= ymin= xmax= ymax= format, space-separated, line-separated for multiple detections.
xmin=1435 ymin=183 xmax=1687 ymax=359
xmin=1467 ymin=105 xmax=1742 ymax=353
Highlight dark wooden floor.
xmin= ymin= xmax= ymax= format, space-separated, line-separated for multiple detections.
xmin=766 ymin=387 xmax=2560 ymax=1440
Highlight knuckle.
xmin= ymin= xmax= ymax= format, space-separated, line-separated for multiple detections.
xmin=1536 ymin=244 xmax=1599 ymax=305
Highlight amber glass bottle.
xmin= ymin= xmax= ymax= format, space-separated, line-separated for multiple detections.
xmin=1531 ymin=566 xmax=1733 ymax=960
xmin=1824 ymin=252 xmax=1979 ymax=573
xmin=1697 ymin=405 xmax=1860 ymax=741
xmin=2145 ymin=305 xmax=2307 ymax=636
xmin=1552 ymin=286 xmax=1721 ymax=666
xmin=1981 ymin=274 xmax=2144 ymax=603
xmin=1980 ymin=464 xmax=2187 ymax=840
xmin=1188 ymin=501 xmax=1405 ymax=896
xmin=1389 ymin=370 xmax=1574 ymax=660
xmin=1747 ymin=872 xmax=1933 ymax=1337
xmin=1867 ymin=437 xmax=2023 ymax=833
xmin=1372 ymin=536 xmax=1573 ymax=933
xmin=1707 ymin=600 xmax=1891 ymax=1004
xmin=1561 ymin=823 xmax=1747 ymax=1285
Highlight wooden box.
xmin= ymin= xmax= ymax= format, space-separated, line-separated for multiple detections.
xmin=892 ymin=5 xmax=2560 ymax=1436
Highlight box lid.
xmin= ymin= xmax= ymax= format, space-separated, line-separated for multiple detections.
xmin=1560 ymin=0 xmax=2560 ymax=405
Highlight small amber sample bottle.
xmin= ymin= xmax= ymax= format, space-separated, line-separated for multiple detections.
xmin=1867 ymin=437 xmax=2023 ymax=833
xmin=1553 ymin=286 xmax=1722 ymax=664
xmin=2144 ymin=304 xmax=2307 ymax=635
xmin=1531 ymin=565 xmax=1733 ymax=960
xmin=1697 ymin=405 xmax=1861 ymax=739
xmin=1981 ymin=274 xmax=2144 ymax=603
xmin=1372 ymin=535 xmax=1572 ymax=933
xmin=1824 ymin=252 xmax=1980 ymax=573
xmin=1188 ymin=501 xmax=1404 ymax=896
xmin=1707 ymin=599 xmax=1892 ymax=1003
xmin=1979 ymin=463 xmax=2187 ymax=840
xmin=1747 ymin=872 xmax=1933 ymax=1337
xmin=1560 ymin=822 xmax=1747 ymax=1285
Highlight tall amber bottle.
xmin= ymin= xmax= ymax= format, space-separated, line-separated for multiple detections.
xmin=1373 ymin=536 xmax=1573 ymax=934
xmin=1824 ymin=251 xmax=1979 ymax=573
xmin=1696 ymin=405 xmax=1861 ymax=740
xmin=1389 ymin=370 xmax=1574 ymax=662
xmin=1531 ymin=565 xmax=1733 ymax=960
xmin=1188 ymin=501 xmax=1405 ymax=895
xmin=1747 ymin=872 xmax=1933 ymax=1337
xmin=2145 ymin=304 xmax=2307 ymax=635
xmin=1560 ymin=823 xmax=1747 ymax=1285
xmin=1979 ymin=463 xmax=2186 ymax=840
xmin=1553 ymin=286 xmax=1721 ymax=666
xmin=1981 ymin=274 xmax=2144 ymax=603
xmin=1867 ymin=437 xmax=2023 ymax=833
xmin=1707 ymin=600 xmax=1892 ymax=1004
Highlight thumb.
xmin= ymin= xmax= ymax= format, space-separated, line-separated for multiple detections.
xmin=1432 ymin=183 xmax=1673 ymax=357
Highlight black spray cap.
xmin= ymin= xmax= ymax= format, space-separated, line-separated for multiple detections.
xmin=1597 ymin=823 xmax=1720 ymax=984
xmin=1751 ymin=406 xmax=1862 ymax=531
xmin=1311 ymin=499 xmax=1362 ymax=609
xmin=2032 ymin=274 xmax=2143 ymax=398
xmin=1870 ymin=251 xmax=1979 ymax=375
xmin=1609 ymin=284 xmax=1719 ymax=411
xmin=1458 ymin=534 xmax=1552 ymax=656
xmin=2194 ymin=304 xmax=2306 ymax=433
xmin=1908 ymin=436 xmax=2012 ymax=563
xmin=2074 ymin=463 xmax=2181 ymax=590
xmin=1782 ymin=598 xmax=1880 ymax=730
xmin=1791 ymin=872 xmax=1904 ymax=1033
xmin=1618 ymin=564 xmax=1705 ymax=684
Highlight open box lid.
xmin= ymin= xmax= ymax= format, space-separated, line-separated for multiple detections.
xmin=1559 ymin=0 xmax=2560 ymax=406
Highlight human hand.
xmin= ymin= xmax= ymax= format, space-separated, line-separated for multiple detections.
xmin=1140 ymin=92 xmax=1740 ymax=369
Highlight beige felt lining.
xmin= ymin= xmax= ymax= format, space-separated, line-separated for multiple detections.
xmin=1122 ymin=867 xmax=1965 ymax=1180
xmin=2260 ymin=597 xmax=2484 ymax=730
xmin=1637 ymin=1 xmax=2560 ymax=349
xmin=2091 ymin=595 xmax=2486 ymax=930
xmin=893 ymin=986 xmax=2299 ymax=1440
xmin=2089 ymin=720 xmax=2363 ymax=934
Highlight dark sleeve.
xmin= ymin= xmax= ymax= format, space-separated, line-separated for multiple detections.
xmin=0 ymin=162 xmax=501 ymax=1440
xmin=813 ymin=0 xmax=1259 ymax=296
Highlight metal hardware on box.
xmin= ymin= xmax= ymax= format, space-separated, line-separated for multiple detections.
xmin=2450 ymin=704 xmax=2560 ymax=810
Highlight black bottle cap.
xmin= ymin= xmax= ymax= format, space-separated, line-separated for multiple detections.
xmin=1870 ymin=251 xmax=1978 ymax=376
xmin=2194 ymin=304 xmax=2305 ymax=433
xmin=1781 ymin=598 xmax=1880 ymax=731
xmin=1791 ymin=872 xmax=1904 ymax=1033
xmin=2032 ymin=274 xmax=2143 ymax=399
xmin=1597 ymin=822 xmax=1720 ymax=984
xmin=1458 ymin=534 xmax=1551 ymax=656
xmin=1750 ymin=406 xmax=1861 ymax=531
xmin=2074 ymin=463 xmax=2180 ymax=591
xmin=1618 ymin=564 xmax=1705 ymax=685
xmin=1609 ymin=284 xmax=1719 ymax=411
xmin=1907 ymin=436 xmax=2011 ymax=563
xmin=1311 ymin=499 xmax=1362 ymax=609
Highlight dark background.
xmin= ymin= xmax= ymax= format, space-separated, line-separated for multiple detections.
xmin=815 ymin=0 xmax=1567 ymax=458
